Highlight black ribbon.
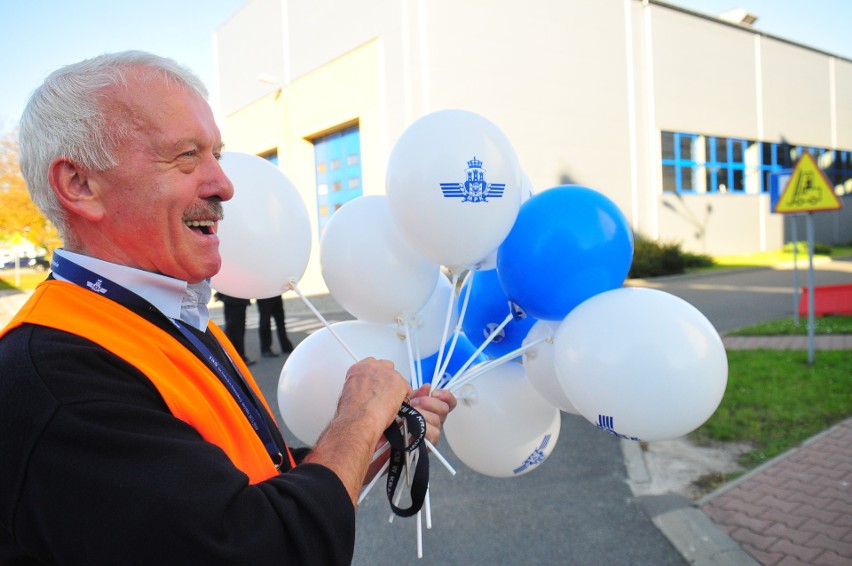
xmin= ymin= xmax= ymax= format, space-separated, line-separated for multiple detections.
xmin=383 ymin=402 xmax=429 ymax=517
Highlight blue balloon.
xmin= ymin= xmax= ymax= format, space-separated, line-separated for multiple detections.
xmin=418 ymin=334 xmax=485 ymax=388
xmin=497 ymin=185 xmax=634 ymax=321
xmin=459 ymin=269 xmax=537 ymax=358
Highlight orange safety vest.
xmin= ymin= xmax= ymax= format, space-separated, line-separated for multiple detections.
xmin=0 ymin=280 xmax=295 ymax=484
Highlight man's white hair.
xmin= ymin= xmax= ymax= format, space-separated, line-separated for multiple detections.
xmin=18 ymin=50 xmax=209 ymax=240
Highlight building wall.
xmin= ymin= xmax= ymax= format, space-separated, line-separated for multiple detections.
xmin=660 ymin=192 xmax=785 ymax=255
xmin=215 ymin=0 xmax=286 ymax=114
xmin=421 ymin=0 xmax=638 ymax=224
xmin=222 ymin=38 xmax=386 ymax=294
xmin=761 ymin=39 xmax=835 ymax=146
xmin=651 ymin=7 xmax=760 ymax=139
xmin=214 ymin=0 xmax=851 ymax=295
xmin=837 ymin=59 xmax=852 ymax=149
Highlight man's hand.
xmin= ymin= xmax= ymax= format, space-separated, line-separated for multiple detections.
xmin=409 ymin=384 xmax=457 ymax=446
xmin=304 ymin=357 xmax=410 ymax=508
xmin=336 ymin=358 xmax=410 ymax=438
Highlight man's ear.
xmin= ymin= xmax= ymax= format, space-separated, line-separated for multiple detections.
xmin=48 ymin=158 xmax=105 ymax=221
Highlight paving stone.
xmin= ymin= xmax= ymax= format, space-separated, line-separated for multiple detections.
xmin=769 ymin=538 xmax=824 ymax=563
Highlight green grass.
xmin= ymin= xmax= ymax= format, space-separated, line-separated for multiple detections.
xmin=710 ymin=246 xmax=852 ymax=270
xmin=0 ymin=270 xmax=47 ymax=291
xmin=727 ymin=315 xmax=852 ymax=336
xmin=689 ymin=349 xmax=852 ymax=469
xmin=692 ymin=310 xmax=852 ymax=476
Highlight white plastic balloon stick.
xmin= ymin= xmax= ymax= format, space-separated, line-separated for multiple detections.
xmin=434 ymin=270 xmax=475 ymax=385
xmin=401 ymin=318 xmax=417 ymax=389
xmin=425 ymin=439 xmax=455 ymax=475
xmin=447 ymin=337 xmax=548 ymax=393
xmin=425 ymin=488 xmax=432 ymax=529
xmin=289 ymin=280 xmax=358 ymax=361
xmin=289 ymin=281 xmax=457 ymax=476
xmin=430 ymin=272 xmax=461 ymax=385
xmin=417 ymin=510 xmax=423 ymax=558
xmin=358 ymin=458 xmax=389 ymax=505
xmin=447 ymin=312 xmax=513 ymax=383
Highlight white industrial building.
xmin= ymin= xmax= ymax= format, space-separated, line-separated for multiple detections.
xmin=213 ymin=0 xmax=851 ymax=294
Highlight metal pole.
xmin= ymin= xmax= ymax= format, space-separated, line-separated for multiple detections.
xmin=806 ymin=213 xmax=816 ymax=365
xmin=13 ymin=255 xmax=21 ymax=288
xmin=792 ymin=217 xmax=799 ymax=326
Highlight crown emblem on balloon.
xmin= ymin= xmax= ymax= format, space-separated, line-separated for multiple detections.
xmin=440 ymin=156 xmax=505 ymax=203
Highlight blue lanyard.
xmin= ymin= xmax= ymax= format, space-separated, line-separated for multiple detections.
xmin=51 ymin=254 xmax=286 ymax=470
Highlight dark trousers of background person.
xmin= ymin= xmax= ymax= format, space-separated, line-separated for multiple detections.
xmin=257 ymin=296 xmax=294 ymax=357
xmin=215 ymin=292 xmax=253 ymax=364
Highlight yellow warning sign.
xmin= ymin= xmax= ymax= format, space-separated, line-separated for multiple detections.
xmin=773 ymin=152 xmax=843 ymax=214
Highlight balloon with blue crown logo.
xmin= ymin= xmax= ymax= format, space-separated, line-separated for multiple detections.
xmin=386 ymin=109 xmax=524 ymax=272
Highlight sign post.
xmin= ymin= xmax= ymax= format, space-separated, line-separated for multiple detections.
xmin=771 ymin=152 xmax=843 ymax=364
xmin=770 ymin=169 xmax=797 ymax=324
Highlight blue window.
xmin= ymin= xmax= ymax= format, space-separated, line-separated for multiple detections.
xmin=260 ymin=149 xmax=279 ymax=166
xmin=661 ymin=132 xmax=699 ymax=192
xmin=828 ymin=150 xmax=852 ymax=193
xmin=662 ymin=132 xmax=851 ymax=195
xmin=314 ymin=125 xmax=362 ymax=238
xmin=705 ymin=137 xmax=747 ymax=192
xmin=759 ymin=142 xmax=785 ymax=192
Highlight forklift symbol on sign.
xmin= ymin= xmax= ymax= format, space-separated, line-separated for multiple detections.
xmin=790 ymin=171 xmax=822 ymax=206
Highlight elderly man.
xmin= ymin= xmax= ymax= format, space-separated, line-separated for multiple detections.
xmin=0 ymin=51 xmax=455 ymax=564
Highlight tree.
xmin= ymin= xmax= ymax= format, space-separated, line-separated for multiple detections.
xmin=0 ymin=131 xmax=62 ymax=255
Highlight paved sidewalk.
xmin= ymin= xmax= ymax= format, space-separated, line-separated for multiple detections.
xmin=699 ymin=419 xmax=852 ymax=565
xmin=723 ymin=334 xmax=852 ymax=350
xmin=0 ymin=289 xmax=31 ymax=327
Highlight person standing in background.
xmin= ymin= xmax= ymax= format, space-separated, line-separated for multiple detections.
xmin=257 ymin=294 xmax=294 ymax=357
xmin=215 ymin=291 xmax=255 ymax=366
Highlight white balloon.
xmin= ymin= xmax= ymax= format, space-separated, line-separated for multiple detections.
xmin=553 ymin=288 xmax=728 ymax=442
xmin=386 ymin=109 xmax=523 ymax=270
xmin=320 ymin=195 xmax=439 ymax=324
xmin=213 ymin=152 xmax=311 ymax=298
xmin=522 ymin=320 xmax=580 ymax=414
xmin=277 ymin=321 xmax=411 ymax=446
xmin=399 ymin=273 xmax=459 ymax=359
xmin=444 ymin=362 xmax=560 ymax=478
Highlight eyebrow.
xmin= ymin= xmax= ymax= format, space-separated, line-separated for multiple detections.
xmin=169 ymin=138 xmax=225 ymax=153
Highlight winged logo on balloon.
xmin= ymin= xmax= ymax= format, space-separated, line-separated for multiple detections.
xmin=440 ymin=156 xmax=506 ymax=202
xmin=512 ymin=434 xmax=552 ymax=475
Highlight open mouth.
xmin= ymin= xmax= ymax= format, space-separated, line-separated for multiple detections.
xmin=185 ymin=220 xmax=216 ymax=236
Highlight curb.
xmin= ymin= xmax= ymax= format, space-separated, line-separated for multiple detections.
xmin=623 ymin=418 xmax=852 ymax=565
xmin=621 ymin=440 xmax=759 ymax=565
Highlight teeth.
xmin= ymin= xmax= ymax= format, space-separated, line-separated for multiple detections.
xmin=186 ymin=220 xmax=215 ymax=227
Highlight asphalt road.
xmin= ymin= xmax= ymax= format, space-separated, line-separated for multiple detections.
xmin=218 ymin=256 xmax=851 ymax=565
xmin=626 ymin=256 xmax=852 ymax=334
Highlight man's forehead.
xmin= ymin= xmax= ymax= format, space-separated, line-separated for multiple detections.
xmin=103 ymin=75 xmax=218 ymax=145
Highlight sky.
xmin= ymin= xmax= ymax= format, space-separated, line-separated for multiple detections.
xmin=0 ymin=0 xmax=246 ymax=132
xmin=1 ymin=0 xmax=850 ymax=133
xmin=662 ymin=0 xmax=852 ymax=58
